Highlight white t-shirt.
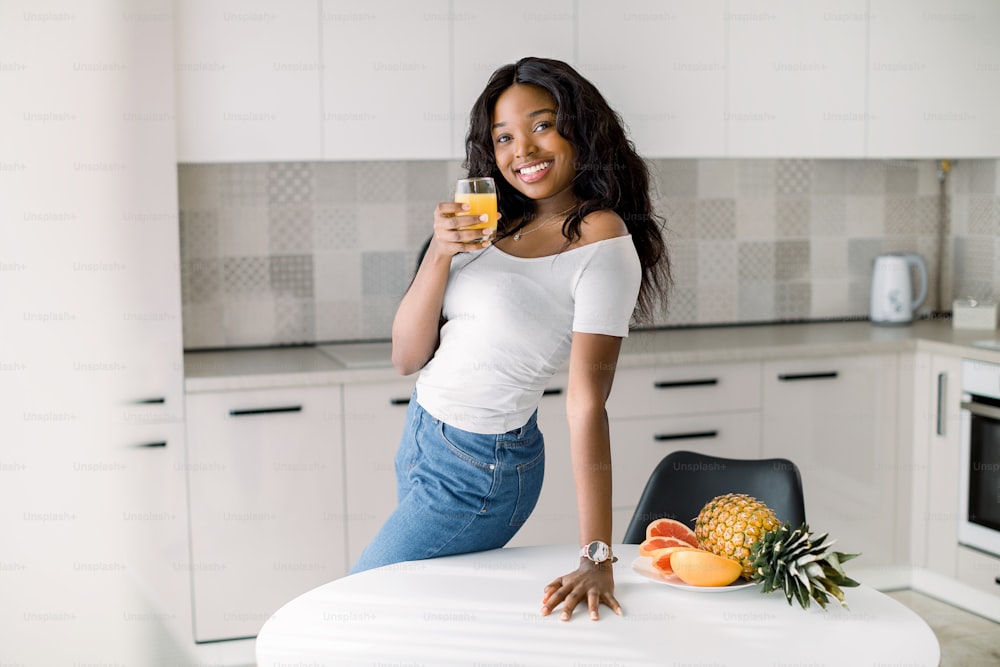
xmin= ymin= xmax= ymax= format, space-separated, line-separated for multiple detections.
xmin=415 ymin=235 xmax=641 ymax=434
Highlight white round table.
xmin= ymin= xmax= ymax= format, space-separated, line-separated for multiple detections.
xmin=256 ymin=544 xmax=940 ymax=667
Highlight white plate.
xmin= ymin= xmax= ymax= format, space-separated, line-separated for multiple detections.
xmin=630 ymin=556 xmax=758 ymax=592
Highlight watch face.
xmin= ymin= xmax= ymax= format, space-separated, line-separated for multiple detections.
xmin=587 ymin=541 xmax=610 ymax=562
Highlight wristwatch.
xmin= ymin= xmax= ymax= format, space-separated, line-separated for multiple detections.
xmin=580 ymin=540 xmax=617 ymax=564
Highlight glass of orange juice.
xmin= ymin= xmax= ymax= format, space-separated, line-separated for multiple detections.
xmin=454 ymin=177 xmax=497 ymax=242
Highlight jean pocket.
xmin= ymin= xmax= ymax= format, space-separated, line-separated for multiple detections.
xmin=510 ymin=447 xmax=545 ymax=527
xmin=438 ymin=422 xmax=496 ymax=471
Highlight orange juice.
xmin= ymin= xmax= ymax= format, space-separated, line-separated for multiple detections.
xmin=454 ymin=191 xmax=498 ymax=232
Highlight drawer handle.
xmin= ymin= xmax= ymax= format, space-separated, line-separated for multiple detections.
xmin=936 ymin=372 xmax=947 ymax=436
xmin=653 ymin=379 xmax=718 ymax=389
xmin=389 ymin=397 xmax=411 ymax=406
xmin=133 ymin=397 xmax=166 ymax=405
xmin=653 ymin=430 xmax=719 ymax=442
xmin=542 ymin=387 xmax=563 ymax=396
xmin=229 ymin=405 xmax=303 ymax=417
xmin=131 ymin=441 xmax=167 ymax=448
xmin=777 ymin=371 xmax=839 ymax=381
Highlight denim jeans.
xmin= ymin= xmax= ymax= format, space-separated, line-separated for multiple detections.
xmin=350 ymin=397 xmax=545 ymax=574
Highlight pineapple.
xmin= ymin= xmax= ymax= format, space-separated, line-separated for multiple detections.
xmin=695 ymin=493 xmax=860 ymax=609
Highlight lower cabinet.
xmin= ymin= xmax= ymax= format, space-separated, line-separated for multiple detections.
xmin=957 ymin=545 xmax=1000 ymax=600
xmin=184 ymin=385 xmax=345 ymax=642
xmin=342 ymin=378 xmax=416 ymax=567
xmin=923 ymin=353 xmax=964 ymax=576
xmin=608 ymin=362 xmax=764 ymax=536
xmin=342 ymin=377 xmax=576 ymax=555
xmin=507 ymin=376 xmax=578 ymax=547
xmin=762 ymin=354 xmax=900 ymax=567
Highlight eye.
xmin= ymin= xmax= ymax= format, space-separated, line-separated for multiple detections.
xmin=494 ymin=133 xmax=511 ymax=145
xmin=534 ymin=121 xmax=553 ymax=133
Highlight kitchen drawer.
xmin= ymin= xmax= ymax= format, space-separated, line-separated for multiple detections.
xmin=609 ymin=412 xmax=762 ymax=511
xmin=957 ymin=546 xmax=1000 ymax=599
xmin=606 ymin=362 xmax=762 ymax=419
xmin=185 ymin=385 xmax=345 ymax=642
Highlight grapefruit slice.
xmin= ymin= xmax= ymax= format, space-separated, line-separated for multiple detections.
xmin=639 ymin=535 xmax=693 ymax=556
xmin=669 ymin=549 xmax=742 ymax=586
xmin=645 ymin=517 xmax=699 ymax=548
xmin=649 ymin=546 xmax=698 ymax=576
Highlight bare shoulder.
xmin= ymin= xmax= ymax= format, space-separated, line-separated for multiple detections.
xmin=577 ymin=209 xmax=629 ymax=245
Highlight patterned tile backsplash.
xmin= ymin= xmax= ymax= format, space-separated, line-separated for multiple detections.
xmin=178 ymin=158 xmax=999 ymax=350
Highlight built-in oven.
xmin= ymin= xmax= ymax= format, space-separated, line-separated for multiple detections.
xmin=959 ymin=359 xmax=1000 ymax=557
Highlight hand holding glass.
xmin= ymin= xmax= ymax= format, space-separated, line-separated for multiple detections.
xmin=454 ymin=177 xmax=498 ymax=242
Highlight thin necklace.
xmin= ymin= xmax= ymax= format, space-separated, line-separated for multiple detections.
xmin=512 ymin=205 xmax=577 ymax=241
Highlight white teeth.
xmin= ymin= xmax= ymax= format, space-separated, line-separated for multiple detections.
xmin=519 ymin=161 xmax=550 ymax=175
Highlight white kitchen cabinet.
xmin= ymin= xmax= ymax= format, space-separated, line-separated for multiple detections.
xmin=322 ymin=0 xmax=452 ymax=160
xmin=506 ymin=376 xmax=578 ymax=547
xmin=342 ymin=377 xmax=417 ymax=566
xmin=607 ymin=363 xmax=764 ymax=530
xmin=175 ymin=0 xmax=323 ymax=162
xmin=727 ymin=0 xmax=868 ymax=157
xmin=956 ymin=545 xmax=1000 ymax=600
xmin=922 ymin=354 xmax=964 ymax=576
xmin=185 ymin=385 xmax=345 ymax=642
xmin=610 ymin=412 xmax=764 ymax=513
xmin=605 ymin=362 xmax=762 ymax=419
xmin=450 ymin=2 xmax=576 ymax=159
xmin=0 ymin=1 xmax=188 ymax=663
xmin=762 ymin=354 xmax=900 ymax=567
xmin=868 ymin=0 xmax=1000 ymax=157
xmin=577 ymin=0 xmax=727 ymax=158
xmin=342 ymin=376 xmax=575 ymax=556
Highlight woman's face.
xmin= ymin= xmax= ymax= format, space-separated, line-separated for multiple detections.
xmin=490 ymin=83 xmax=577 ymax=210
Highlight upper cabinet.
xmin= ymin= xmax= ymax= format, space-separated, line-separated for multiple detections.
xmin=868 ymin=0 xmax=1000 ymax=157
xmin=174 ymin=0 xmax=1000 ymax=162
xmin=451 ymin=2 xmax=576 ymax=159
xmin=727 ymin=0 xmax=868 ymax=157
xmin=578 ymin=0 xmax=727 ymax=158
xmin=322 ymin=0 xmax=451 ymax=160
xmin=175 ymin=0 xmax=323 ymax=162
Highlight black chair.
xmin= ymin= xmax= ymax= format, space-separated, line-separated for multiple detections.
xmin=622 ymin=450 xmax=806 ymax=544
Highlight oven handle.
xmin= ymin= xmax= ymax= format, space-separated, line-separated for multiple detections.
xmin=960 ymin=401 xmax=1000 ymax=421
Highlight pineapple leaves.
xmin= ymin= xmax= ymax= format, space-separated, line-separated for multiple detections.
xmin=748 ymin=521 xmax=861 ymax=611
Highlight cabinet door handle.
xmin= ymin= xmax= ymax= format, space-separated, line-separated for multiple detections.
xmin=130 ymin=441 xmax=167 ymax=448
xmin=132 ymin=397 xmax=166 ymax=405
xmin=653 ymin=430 xmax=719 ymax=442
xmin=542 ymin=387 xmax=563 ymax=396
xmin=228 ymin=405 xmax=303 ymax=417
xmin=936 ymin=372 xmax=947 ymax=436
xmin=653 ymin=379 xmax=718 ymax=389
xmin=389 ymin=397 xmax=411 ymax=406
xmin=777 ymin=371 xmax=839 ymax=381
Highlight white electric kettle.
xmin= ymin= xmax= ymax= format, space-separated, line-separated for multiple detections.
xmin=870 ymin=253 xmax=928 ymax=325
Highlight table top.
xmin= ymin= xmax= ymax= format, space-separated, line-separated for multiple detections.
xmin=255 ymin=544 xmax=941 ymax=667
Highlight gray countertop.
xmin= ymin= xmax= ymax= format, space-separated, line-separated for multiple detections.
xmin=184 ymin=319 xmax=1000 ymax=393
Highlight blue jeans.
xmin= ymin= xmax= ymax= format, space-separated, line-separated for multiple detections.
xmin=350 ymin=398 xmax=545 ymax=574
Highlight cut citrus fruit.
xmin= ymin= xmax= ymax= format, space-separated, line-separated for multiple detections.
xmin=649 ymin=546 xmax=698 ymax=575
xmin=639 ymin=535 xmax=693 ymax=556
xmin=668 ymin=548 xmax=743 ymax=586
xmin=645 ymin=517 xmax=699 ymax=547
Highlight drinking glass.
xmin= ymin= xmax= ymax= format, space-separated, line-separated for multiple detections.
xmin=454 ymin=177 xmax=498 ymax=241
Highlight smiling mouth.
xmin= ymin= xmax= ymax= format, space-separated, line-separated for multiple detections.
xmin=517 ymin=161 xmax=551 ymax=182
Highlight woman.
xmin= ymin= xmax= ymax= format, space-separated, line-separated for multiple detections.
xmin=352 ymin=57 xmax=670 ymax=622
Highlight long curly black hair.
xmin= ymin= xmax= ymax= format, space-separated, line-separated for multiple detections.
xmin=464 ymin=56 xmax=670 ymax=325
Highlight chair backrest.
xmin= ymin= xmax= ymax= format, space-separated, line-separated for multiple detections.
xmin=622 ymin=450 xmax=806 ymax=544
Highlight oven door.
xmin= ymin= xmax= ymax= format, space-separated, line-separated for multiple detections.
xmin=959 ymin=394 xmax=1000 ymax=557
